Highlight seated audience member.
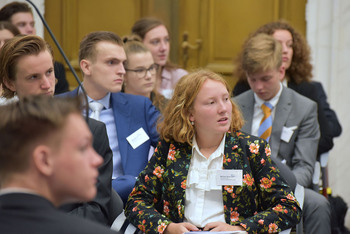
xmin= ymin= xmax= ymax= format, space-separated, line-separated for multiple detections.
xmin=0 ymin=35 xmax=114 ymax=225
xmin=132 ymin=17 xmax=188 ymax=99
xmin=123 ymin=35 xmax=167 ymax=113
xmin=0 ymin=21 xmax=20 ymax=105
xmin=0 ymin=1 xmax=69 ymax=94
xmin=60 ymin=31 xmax=160 ymax=204
xmin=125 ymin=70 xmax=301 ymax=234
xmin=233 ymin=33 xmax=331 ymax=233
xmin=233 ymin=20 xmax=338 ymax=157
xmin=0 ymin=95 xmax=119 ymax=234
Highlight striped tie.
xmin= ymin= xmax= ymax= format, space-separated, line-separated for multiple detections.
xmin=258 ymin=102 xmax=273 ymax=142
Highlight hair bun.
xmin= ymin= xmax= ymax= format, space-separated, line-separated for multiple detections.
xmin=122 ymin=34 xmax=142 ymax=44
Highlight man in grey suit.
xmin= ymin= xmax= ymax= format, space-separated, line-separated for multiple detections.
xmin=234 ymin=33 xmax=331 ymax=233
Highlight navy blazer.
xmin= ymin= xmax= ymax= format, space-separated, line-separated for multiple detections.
xmin=61 ymin=88 xmax=160 ymax=177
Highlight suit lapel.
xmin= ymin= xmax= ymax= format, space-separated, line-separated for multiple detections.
xmin=111 ymin=92 xmax=131 ymax=170
xmin=270 ymin=88 xmax=292 ymax=159
xmin=236 ymin=91 xmax=255 ymax=133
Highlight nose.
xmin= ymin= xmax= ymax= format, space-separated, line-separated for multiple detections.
xmin=41 ymin=77 xmax=52 ymax=89
xmin=281 ymin=43 xmax=288 ymax=53
xmin=145 ymin=69 xmax=152 ymax=79
xmin=159 ymin=41 xmax=167 ymax=52
xmin=218 ymin=100 xmax=228 ymax=113
xmin=91 ymin=150 xmax=103 ymax=168
xmin=118 ymin=63 xmax=126 ymax=75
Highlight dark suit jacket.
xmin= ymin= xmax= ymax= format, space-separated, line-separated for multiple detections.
xmin=125 ymin=132 xmax=301 ymax=233
xmin=233 ymin=80 xmax=334 ymax=157
xmin=234 ymin=87 xmax=320 ymax=187
xmin=62 ymin=89 xmax=160 ymax=178
xmin=0 ymin=193 xmax=118 ymax=234
xmin=54 ymin=61 xmax=69 ymax=95
xmin=312 ymin=81 xmax=342 ymax=137
xmin=59 ymin=117 xmax=113 ymax=226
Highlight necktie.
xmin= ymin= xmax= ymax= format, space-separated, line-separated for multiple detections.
xmin=258 ymin=102 xmax=273 ymax=142
xmin=89 ymin=102 xmax=104 ymax=121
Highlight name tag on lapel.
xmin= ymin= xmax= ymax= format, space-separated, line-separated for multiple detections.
xmin=216 ymin=170 xmax=242 ymax=186
xmin=126 ymin=127 xmax=150 ymax=149
xmin=281 ymin=126 xmax=297 ymax=143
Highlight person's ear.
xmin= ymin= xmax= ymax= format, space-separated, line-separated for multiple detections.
xmin=278 ymin=65 xmax=286 ymax=81
xmin=189 ymin=113 xmax=195 ymax=122
xmin=3 ymin=78 xmax=16 ymax=92
xmin=80 ymin=59 xmax=91 ymax=76
xmin=32 ymin=145 xmax=55 ymax=176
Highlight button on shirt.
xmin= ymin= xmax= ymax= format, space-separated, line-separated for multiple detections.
xmin=184 ymin=135 xmax=226 ymax=228
xmin=252 ymin=82 xmax=283 ymax=136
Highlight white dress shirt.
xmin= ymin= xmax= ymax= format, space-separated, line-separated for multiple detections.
xmin=251 ymin=82 xmax=283 ymax=136
xmin=184 ymin=135 xmax=226 ymax=228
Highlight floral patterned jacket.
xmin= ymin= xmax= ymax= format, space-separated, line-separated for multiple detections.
xmin=125 ymin=131 xmax=301 ymax=234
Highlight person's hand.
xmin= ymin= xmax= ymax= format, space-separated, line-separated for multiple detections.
xmin=164 ymin=222 xmax=199 ymax=234
xmin=203 ymin=221 xmax=247 ymax=232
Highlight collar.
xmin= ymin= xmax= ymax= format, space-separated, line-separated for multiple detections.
xmin=78 ymin=86 xmax=111 ymax=109
xmin=161 ymin=68 xmax=171 ymax=81
xmin=191 ymin=134 xmax=226 ymax=159
xmin=254 ymin=82 xmax=283 ymax=108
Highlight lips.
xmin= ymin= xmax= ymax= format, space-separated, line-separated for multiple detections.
xmin=218 ymin=117 xmax=228 ymax=122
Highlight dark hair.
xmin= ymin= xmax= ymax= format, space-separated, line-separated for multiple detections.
xmin=0 ymin=95 xmax=82 ymax=183
xmin=79 ymin=31 xmax=123 ymax=62
xmin=0 ymin=1 xmax=33 ymax=22
xmin=234 ymin=20 xmax=313 ymax=85
xmin=0 ymin=35 xmax=54 ymax=98
xmin=0 ymin=21 xmax=20 ymax=36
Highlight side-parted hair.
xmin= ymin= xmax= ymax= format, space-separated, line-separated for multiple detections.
xmin=122 ymin=34 xmax=149 ymax=68
xmin=131 ymin=17 xmax=164 ymax=41
xmin=0 ymin=21 xmax=20 ymax=36
xmin=0 ymin=35 xmax=54 ymax=99
xmin=79 ymin=31 xmax=123 ymax=62
xmin=0 ymin=95 xmax=82 ymax=183
xmin=158 ymin=69 xmax=244 ymax=145
xmin=241 ymin=33 xmax=282 ymax=76
xmin=0 ymin=1 xmax=33 ymax=21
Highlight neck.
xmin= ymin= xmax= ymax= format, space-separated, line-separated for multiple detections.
xmin=195 ymin=133 xmax=224 ymax=158
xmin=82 ymin=79 xmax=108 ymax=100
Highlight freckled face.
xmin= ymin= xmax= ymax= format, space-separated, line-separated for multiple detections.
xmin=189 ymin=79 xmax=232 ymax=139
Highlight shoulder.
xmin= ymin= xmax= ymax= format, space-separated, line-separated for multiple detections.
xmin=162 ymin=67 xmax=188 ymax=79
xmin=233 ymin=90 xmax=254 ymax=104
xmin=284 ymin=87 xmax=317 ymax=107
xmin=112 ymin=92 xmax=152 ymax=105
xmin=55 ymin=88 xmax=78 ymax=98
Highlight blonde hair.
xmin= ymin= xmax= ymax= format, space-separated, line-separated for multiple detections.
xmin=158 ymin=69 xmax=244 ymax=145
xmin=241 ymin=33 xmax=282 ymax=76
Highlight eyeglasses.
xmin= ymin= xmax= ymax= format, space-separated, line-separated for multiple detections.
xmin=125 ymin=63 xmax=159 ymax=78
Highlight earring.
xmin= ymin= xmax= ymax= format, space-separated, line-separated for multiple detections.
xmin=191 ymin=121 xmax=194 ymax=125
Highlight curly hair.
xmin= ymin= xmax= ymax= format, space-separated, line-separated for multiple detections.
xmin=234 ymin=20 xmax=312 ymax=84
xmin=158 ymin=69 xmax=244 ymax=145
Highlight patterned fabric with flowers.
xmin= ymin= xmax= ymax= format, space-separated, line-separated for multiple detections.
xmin=125 ymin=131 xmax=301 ymax=234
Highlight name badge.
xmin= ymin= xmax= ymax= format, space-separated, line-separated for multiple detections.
xmin=126 ymin=127 xmax=150 ymax=149
xmin=216 ymin=169 xmax=242 ymax=186
xmin=281 ymin=126 xmax=297 ymax=143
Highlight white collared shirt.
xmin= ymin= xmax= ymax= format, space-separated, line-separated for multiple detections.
xmin=184 ymin=135 xmax=226 ymax=227
xmin=251 ymin=82 xmax=283 ymax=137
